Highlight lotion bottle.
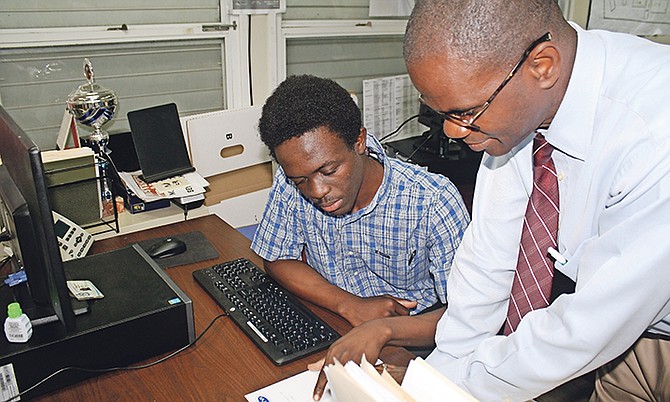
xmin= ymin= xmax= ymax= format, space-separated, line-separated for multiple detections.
xmin=4 ymin=302 xmax=32 ymax=343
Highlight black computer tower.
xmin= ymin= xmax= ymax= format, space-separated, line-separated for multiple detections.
xmin=0 ymin=245 xmax=195 ymax=399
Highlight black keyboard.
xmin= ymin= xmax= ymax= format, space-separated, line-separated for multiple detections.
xmin=193 ymin=258 xmax=340 ymax=365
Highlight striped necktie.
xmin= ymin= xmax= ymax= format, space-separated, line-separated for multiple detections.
xmin=504 ymin=133 xmax=559 ymax=335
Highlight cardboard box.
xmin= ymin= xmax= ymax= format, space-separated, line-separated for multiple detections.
xmin=181 ymin=106 xmax=270 ymax=178
xmin=42 ymin=148 xmax=101 ymax=227
xmin=180 ymin=106 xmax=274 ymax=215
xmin=208 ymin=187 xmax=270 ymax=228
xmin=203 ymin=161 xmax=273 ymax=207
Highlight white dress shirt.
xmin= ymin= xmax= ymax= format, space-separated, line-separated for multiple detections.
xmin=427 ymin=23 xmax=670 ymax=401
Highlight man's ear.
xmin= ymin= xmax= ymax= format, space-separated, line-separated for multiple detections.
xmin=528 ymin=43 xmax=561 ymax=90
xmin=355 ymin=127 xmax=367 ymax=155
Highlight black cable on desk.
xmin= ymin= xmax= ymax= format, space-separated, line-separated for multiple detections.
xmin=403 ymin=129 xmax=437 ymax=163
xmin=0 ymin=230 xmax=11 ymax=242
xmin=378 ymin=114 xmax=419 ymax=143
xmin=2 ymin=313 xmax=228 ymax=402
xmin=0 ymin=256 xmax=14 ymax=288
xmin=0 ymin=256 xmax=11 ymax=271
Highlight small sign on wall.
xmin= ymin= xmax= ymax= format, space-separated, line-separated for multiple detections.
xmin=369 ymin=0 xmax=414 ymax=17
xmin=232 ymin=0 xmax=286 ymax=14
xmin=587 ymin=0 xmax=670 ymax=36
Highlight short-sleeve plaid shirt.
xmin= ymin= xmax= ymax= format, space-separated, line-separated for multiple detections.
xmin=251 ymin=134 xmax=470 ymax=313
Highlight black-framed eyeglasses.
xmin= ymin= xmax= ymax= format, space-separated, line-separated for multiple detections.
xmin=419 ymin=32 xmax=552 ymax=133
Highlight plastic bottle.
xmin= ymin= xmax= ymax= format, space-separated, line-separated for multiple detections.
xmin=4 ymin=302 xmax=33 ymax=343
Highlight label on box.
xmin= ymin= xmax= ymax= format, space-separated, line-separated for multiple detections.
xmin=67 ymin=280 xmax=104 ymax=300
xmin=0 ymin=363 xmax=20 ymax=401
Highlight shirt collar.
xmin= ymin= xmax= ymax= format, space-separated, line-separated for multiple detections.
xmin=343 ymin=133 xmax=390 ymax=220
xmin=366 ymin=132 xmax=386 ymax=163
xmin=544 ymin=22 xmax=604 ymax=161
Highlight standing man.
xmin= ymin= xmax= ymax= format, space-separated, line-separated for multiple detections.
xmin=251 ymin=75 xmax=469 ymax=328
xmin=313 ymin=0 xmax=670 ymax=400
xmin=404 ymin=0 xmax=670 ymax=400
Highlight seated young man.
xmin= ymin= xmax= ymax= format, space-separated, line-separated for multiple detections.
xmin=251 ymin=75 xmax=469 ymax=327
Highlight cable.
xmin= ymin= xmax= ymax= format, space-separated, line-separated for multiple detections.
xmin=378 ymin=114 xmax=420 ymax=143
xmin=3 ymin=313 xmax=228 ymax=401
xmin=248 ymin=14 xmax=254 ymax=106
xmin=0 ymin=256 xmax=10 ymax=270
xmin=0 ymin=256 xmax=11 ymax=289
xmin=0 ymin=230 xmax=10 ymax=242
xmin=404 ymin=129 xmax=437 ymax=163
xmin=0 ymin=256 xmax=13 ymax=287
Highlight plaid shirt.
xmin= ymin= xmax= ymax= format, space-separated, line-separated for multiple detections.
xmin=251 ymin=135 xmax=470 ymax=313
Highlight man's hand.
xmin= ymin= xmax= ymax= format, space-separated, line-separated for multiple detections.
xmin=264 ymin=260 xmax=418 ymax=327
xmin=340 ymin=295 xmax=417 ymax=327
xmin=310 ymin=307 xmax=444 ymax=400
xmin=311 ymin=319 xmax=393 ymax=400
xmin=311 ymin=360 xmax=408 ymax=401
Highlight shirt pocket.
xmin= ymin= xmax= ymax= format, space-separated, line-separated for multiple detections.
xmin=360 ymin=246 xmax=413 ymax=290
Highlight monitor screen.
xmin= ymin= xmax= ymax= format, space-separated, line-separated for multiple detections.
xmin=0 ymin=166 xmax=42 ymax=297
xmin=0 ymin=106 xmax=75 ymax=331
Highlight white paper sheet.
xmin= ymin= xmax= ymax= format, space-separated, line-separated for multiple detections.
xmin=362 ymin=74 xmax=421 ymax=142
xmin=245 ymin=370 xmax=334 ymax=402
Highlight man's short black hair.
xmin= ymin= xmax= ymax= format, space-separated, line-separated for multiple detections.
xmin=258 ymin=74 xmax=362 ymax=158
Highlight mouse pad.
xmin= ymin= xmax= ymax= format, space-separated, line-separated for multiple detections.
xmin=137 ymin=230 xmax=218 ymax=269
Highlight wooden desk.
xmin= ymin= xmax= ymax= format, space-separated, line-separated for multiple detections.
xmin=34 ymin=214 xmax=413 ymax=401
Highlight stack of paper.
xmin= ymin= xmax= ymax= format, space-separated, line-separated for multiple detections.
xmin=244 ymin=357 xmax=478 ymax=402
xmin=325 ymin=356 xmax=478 ymax=401
xmin=117 ymin=170 xmax=208 ymax=205
xmin=324 ymin=357 xmax=478 ymax=402
xmin=325 ymin=358 xmax=415 ymax=402
xmin=400 ymin=357 xmax=479 ymax=402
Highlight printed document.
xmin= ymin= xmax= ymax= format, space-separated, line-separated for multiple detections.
xmin=245 ymin=369 xmax=334 ymax=402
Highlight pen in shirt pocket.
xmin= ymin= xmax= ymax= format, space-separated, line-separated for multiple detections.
xmin=547 ymin=247 xmax=568 ymax=265
xmin=374 ymin=249 xmax=390 ymax=259
xmin=408 ymin=249 xmax=416 ymax=265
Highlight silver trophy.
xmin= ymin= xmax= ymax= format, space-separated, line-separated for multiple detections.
xmin=66 ymin=58 xmax=119 ymax=218
xmin=66 ymin=58 xmax=118 ymax=154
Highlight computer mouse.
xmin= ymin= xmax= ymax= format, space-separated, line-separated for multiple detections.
xmin=147 ymin=238 xmax=187 ymax=259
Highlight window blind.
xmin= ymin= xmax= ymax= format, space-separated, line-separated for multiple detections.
xmin=0 ymin=40 xmax=227 ymax=150
xmin=286 ymin=35 xmax=406 ymax=101
xmin=0 ymin=1 xmax=222 ymax=29
xmin=285 ymin=34 xmax=420 ymax=140
xmin=284 ymin=0 xmax=370 ymax=20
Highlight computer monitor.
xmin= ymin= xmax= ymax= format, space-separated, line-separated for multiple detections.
xmin=414 ymin=103 xmax=477 ymax=161
xmin=414 ymin=102 xmax=450 ymax=157
xmin=0 ymin=166 xmax=43 ymax=298
xmin=0 ymin=105 xmax=76 ymax=331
